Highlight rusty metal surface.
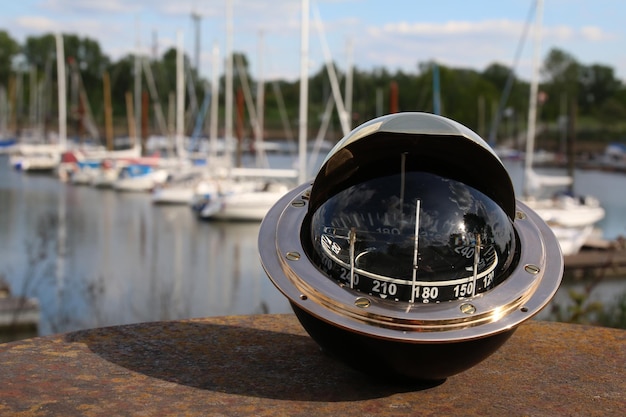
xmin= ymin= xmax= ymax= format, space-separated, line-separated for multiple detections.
xmin=0 ymin=314 xmax=624 ymax=416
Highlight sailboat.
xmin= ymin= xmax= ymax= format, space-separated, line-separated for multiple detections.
xmin=152 ymin=35 xmax=218 ymax=205
xmin=9 ymin=34 xmax=67 ymax=172
xmin=192 ymin=1 xmax=303 ymax=221
xmin=521 ymin=0 xmax=604 ymax=256
xmin=193 ymin=168 xmax=296 ymax=221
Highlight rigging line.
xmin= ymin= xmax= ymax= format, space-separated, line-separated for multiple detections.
xmin=271 ymin=81 xmax=294 ymax=143
xmin=308 ymin=90 xmax=336 ymax=175
xmin=311 ymin=1 xmax=350 ymax=136
xmin=234 ymin=53 xmax=269 ymax=168
xmin=141 ymin=57 xmax=168 ymax=136
xmin=487 ymin=0 xmax=537 ymax=146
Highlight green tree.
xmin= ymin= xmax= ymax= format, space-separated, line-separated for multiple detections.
xmin=579 ymin=63 xmax=622 ymax=116
xmin=541 ymin=48 xmax=580 ymax=120
xmin=22 ymin=34 xmax=56 ymax=73
xmin=0 ymin=30 xmax=20 ymax=84
xmin=4 ymin=26 xmax=620 ymax=147
xmin=107 ymin=54 xmax=139 ymax=128
xmin=596 ymin=97 xmax=626 ymax=122
xmin=480 ymin=62 xmax=531 ymax=145
xmin=482 ymin=63 xmax=513 ymax=93
xmin=23 ymin=33 xmax=109 ymax=78
xmin=156 ymin=47 xmax=178 ymax=101
xmin=22 ymin=33 xmax=110 ymax=128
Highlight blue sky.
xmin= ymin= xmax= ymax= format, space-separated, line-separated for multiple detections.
xmin=2 ymin=0 xmax=625 ymax=83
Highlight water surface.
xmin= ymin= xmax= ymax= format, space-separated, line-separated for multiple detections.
xmin=1 ymin=155 xmax=625 ymax=336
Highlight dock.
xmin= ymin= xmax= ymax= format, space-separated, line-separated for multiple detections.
xmin=0 ymin=281 xmax=40 ymax=341
xmin=564 ymin=238 xmax=626 ymax=279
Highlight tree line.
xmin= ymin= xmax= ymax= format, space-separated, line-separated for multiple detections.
xmin=1 ymin=30 xmax=625 ymax=149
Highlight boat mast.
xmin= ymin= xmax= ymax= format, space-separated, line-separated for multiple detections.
xmin=255 ymin=30 xmax=267 ymax=168
xmin=344 ymin=38 xmax=354 ymax=131
xmin=134 ymin=18 xmax=142 ymax=153
xmin=298 ymin=0 xmax=309 ymax=184
xmin=176 ymin=30 xmax=186 ymax=159
xmin=55 ymin=33 xmax=66 ymax=150
xmin=225 ymin=0 xmax=234 ymax=169
xmin=523 ymin=0 xmax=543 ymax=198
xmin=209 ymin=42 xmax=220 ymax=165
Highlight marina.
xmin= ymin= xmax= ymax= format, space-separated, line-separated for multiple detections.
xmin=0 ymin=152 xmax=301 ymax=339
xmin=1 ymin=3 xmax=626 ymax=414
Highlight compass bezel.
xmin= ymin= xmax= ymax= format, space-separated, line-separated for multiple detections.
xmin=259 ymin=183 xmax=562 ymax=343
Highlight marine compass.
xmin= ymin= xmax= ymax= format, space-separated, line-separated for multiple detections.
xmin=259 ymin=112 xmax=563 ymax=381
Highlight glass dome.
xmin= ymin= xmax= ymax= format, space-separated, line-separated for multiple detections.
xmin=306 ymin=171 xmax=519 ymax=303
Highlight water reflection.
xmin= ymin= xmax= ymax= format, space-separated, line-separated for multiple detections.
xmin=0 ymin=156 xmax=291 ymax=336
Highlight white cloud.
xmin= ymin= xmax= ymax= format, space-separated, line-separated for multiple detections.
xmin=361 ymin=19 xmax=529 ymax=77
xmin=356 ymin=15 xmax=621 ymax=81
xmin=580 ymin=26 xmax=612 ymax=41
xmin=546 ymin=25 xmax=575 ymax=41
xmin=42 ymin=0 xmax=143 ymax=14
xmin=373 ymin=19 xmax=615 ymax=44
xmin=15 ymin=16 xmax=60 ymax=32
xmin=379 ymin=19 xmax=525 ymax=38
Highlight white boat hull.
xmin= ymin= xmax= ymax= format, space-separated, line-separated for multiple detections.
xmin=152 ymin=187 xmax=195 ymax=204
xmin=522 ymin=195 xmax=605 ymax=255
xmin=198 ymin=182 xmax=290 ymax=221
xmin=114 ymin=169 xmax=169 ymax=192
xmin=203 ymin=190 xmax=288 ymax=221
xmin=549 ymin=225 xmax=594 ymax=256
xmin=71 ymin=168 xmax=99 ymax=185
xmin=523 ymin=196 xmax=605 ymax=228
xmin=91 ymin=168 xmax=119 ymax=188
